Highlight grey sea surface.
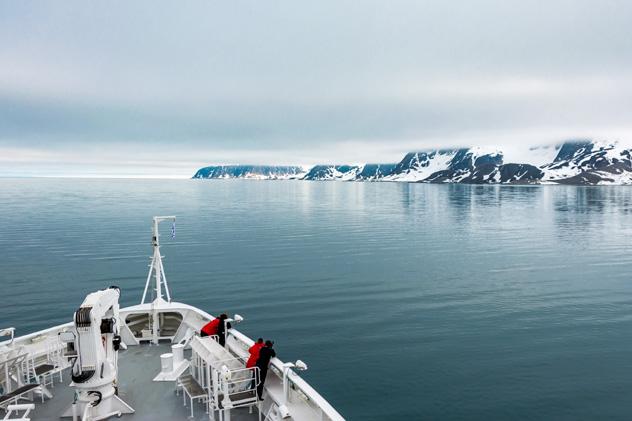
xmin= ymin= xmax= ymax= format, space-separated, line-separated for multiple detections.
xmin=2 ymin=178 xmax=632 ymax=420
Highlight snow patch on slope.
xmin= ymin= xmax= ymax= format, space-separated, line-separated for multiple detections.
xmin=502 ymin=143 xmax=561 ymax=166
xmin=386 ymin=150 xmax=458 ymax=181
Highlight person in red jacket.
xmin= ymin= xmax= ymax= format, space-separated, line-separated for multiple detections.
xmin=246 ymin=338 xmax=264 ymax=368
xmin=247 ymin=338 xmax=265 ymax=391
xmin=255 ymin=340 xmax=276 ymax=400
xmin=200 ymin=314 xmax=230 ymax=345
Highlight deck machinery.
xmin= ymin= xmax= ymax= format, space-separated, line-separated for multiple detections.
xmin=61 ymin=287 xmax=134 ymax=421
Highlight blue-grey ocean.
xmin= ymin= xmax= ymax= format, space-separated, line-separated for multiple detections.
xmin=2 ymin=178 xmax=632 ymax=420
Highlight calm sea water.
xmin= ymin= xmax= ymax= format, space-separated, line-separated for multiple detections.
xmin=2 ymin=179 xmax=632 ymax=420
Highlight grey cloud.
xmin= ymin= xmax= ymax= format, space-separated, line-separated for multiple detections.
xmin=1 ymin=0 xmax=632 ymax=176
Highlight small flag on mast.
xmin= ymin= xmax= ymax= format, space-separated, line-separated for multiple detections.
xmin=171 ymin=222 xmax=176 ymax=239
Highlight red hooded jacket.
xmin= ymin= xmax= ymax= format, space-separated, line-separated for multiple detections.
xmin=201 ymin=319 xmax=220 ymax=336
xmin=246 ymin=342 xmax=265 ymax=368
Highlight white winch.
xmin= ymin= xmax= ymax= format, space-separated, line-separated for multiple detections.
xmin=61 ymin=286 xmax=134 ymax=421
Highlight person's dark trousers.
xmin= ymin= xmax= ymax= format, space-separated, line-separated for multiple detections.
xmin=219 ymin=333 xmax=225 ymax=347
xmin=256 ymin=367 xmax=268 ymax=400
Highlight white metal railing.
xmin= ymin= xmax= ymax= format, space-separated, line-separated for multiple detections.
xmin=0 ymin=323 xmax=73 ymax=349
xmin=3 ymin=403 xmax=35 ymax=420
xmin=1 ymin=352 xmax=28 ymax=395
xmin=189 ymin=335 xmax=260 ymax=420
xmin=173 ymin=305 xmax=344 ymax=421
xmin=227 ymin=329 xmax=344 ymax=421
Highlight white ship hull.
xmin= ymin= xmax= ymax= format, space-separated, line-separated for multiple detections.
xmin=1 ymin=301 xmax=343 ymax=420
xmin=0 ymin=217 xmax=344 ymax=421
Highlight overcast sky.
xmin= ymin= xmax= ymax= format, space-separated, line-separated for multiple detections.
xmin=1 ymin=0 xmax=632 ymax=177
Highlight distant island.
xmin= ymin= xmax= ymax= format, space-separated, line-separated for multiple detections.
xmin=193 ymin=140 xmax=632 ymax=185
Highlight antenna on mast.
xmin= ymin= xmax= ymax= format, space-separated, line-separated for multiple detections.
xmin=141 ymin=216 xmax=176 ymax=305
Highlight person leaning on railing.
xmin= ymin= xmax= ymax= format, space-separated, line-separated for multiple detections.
xmin=255 ymin=340 xmax=276 ymax=400
xmin=247 ymin=338 xmax=264 ymax=369
xmin=247 ymin=338 xmax=264 ymax=390
xmin=200 ymin=314 xmax=232 ymax=346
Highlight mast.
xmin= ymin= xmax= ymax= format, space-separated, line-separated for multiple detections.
xmin=141 ymin=216 xmax=176 ymax=305
xmin=141 ymin=216 xmax=176 ymax=345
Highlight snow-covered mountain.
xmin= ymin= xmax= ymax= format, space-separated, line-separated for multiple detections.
xmin=302 ymin=165 xmax=362 ymax=181
xmin=301 ymin=164 xmax=398 ymax=181
xmin=387 ymin=146 xmax=543 ymax=184
xmin=355 ymin=164 xmax=398 ymax=181
xmin=192 ymin=140 xmax=632 ymax=185
xmin=192 ymin=165 xmax=307 ymax=180
xmin=384 ymin=150 xmax=460 ymax=181
xmin=540 ymin=140 xmax=632 ymax=184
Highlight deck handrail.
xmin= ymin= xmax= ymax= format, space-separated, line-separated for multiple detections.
xmin=179 ymin=304 xmax=344 ymax=420
xmin=0 ymin=323 xmax=73 ymax=348
xmin=228 ymin=328 xmax=345 ymax=421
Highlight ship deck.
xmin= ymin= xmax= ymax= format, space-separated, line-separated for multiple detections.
xmin=30 ymin=342 xmax=259 ymax=421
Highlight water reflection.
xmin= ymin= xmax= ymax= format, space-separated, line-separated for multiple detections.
xmin=553 ymin=186 xmax=632 ymax=214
